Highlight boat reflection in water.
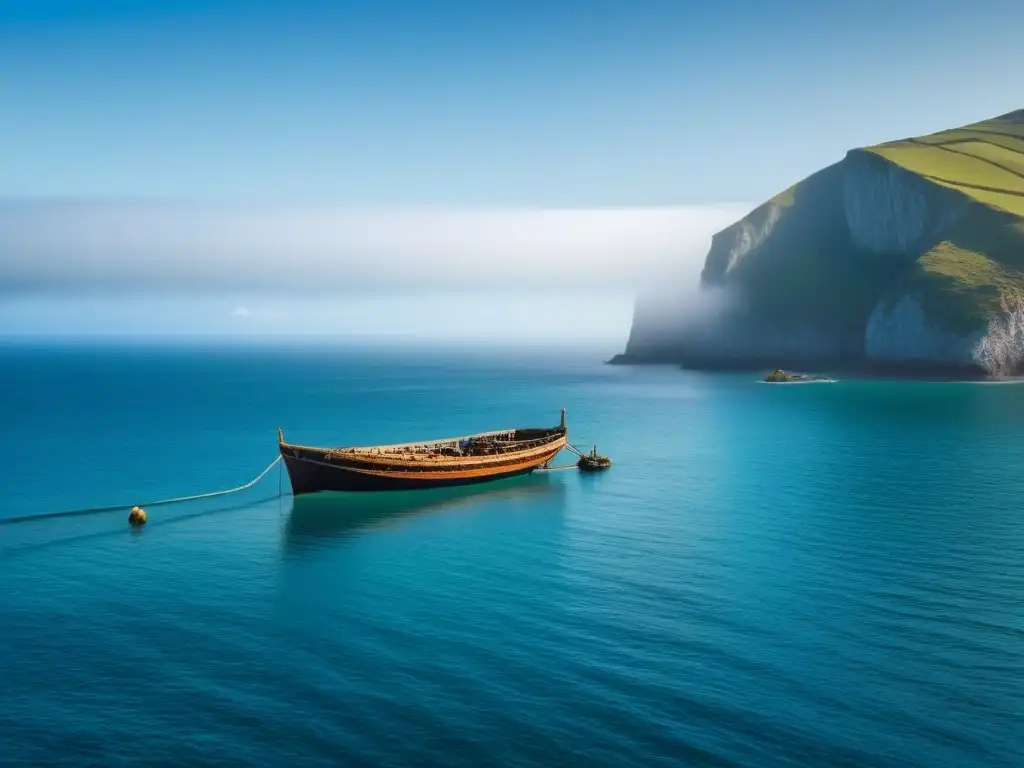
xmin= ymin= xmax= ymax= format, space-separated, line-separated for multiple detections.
xmin=281 ymin=474 xmax=566 ymax=553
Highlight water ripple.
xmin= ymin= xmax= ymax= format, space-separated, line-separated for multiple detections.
xmin=3 ymin=351 xmax=1023 ymax=767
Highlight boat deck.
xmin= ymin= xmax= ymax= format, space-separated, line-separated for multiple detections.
xmin=280 ymin=426 xmax=567 ymax=468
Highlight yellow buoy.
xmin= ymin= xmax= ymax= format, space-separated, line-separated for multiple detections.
xmin=128 ymin=506 xmax=147 ymax=526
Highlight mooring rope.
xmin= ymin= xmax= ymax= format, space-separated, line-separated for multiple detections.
xmin=134 ymin=455 xmax=283 ymax=508
xmin=535 ymin=442 xmax=593 ymax=471
xmin=1 ymin=456 xmax=283 ymax=525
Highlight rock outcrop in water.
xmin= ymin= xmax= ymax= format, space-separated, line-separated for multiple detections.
xmin=614 ymin=109 xmax=1024 ymax=375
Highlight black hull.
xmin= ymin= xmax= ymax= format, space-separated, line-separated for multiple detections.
xmin=282 ymin=454 xmax=544 ymax=494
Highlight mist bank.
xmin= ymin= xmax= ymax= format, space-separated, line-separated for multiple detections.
xmin=0 ymin=202 xmax=748 ymax=295
xmin=613 ymin=109 xmax=1024 ymax=378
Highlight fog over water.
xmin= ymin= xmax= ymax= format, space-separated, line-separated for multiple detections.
xmin=0 ymin=201 xmax=751 ymax=343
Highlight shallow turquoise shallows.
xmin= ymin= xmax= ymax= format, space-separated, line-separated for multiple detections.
xmin=2 ymin=342 xmax=1021 ymax=767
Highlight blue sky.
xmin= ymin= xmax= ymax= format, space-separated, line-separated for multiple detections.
xmin=2 ymin=0 xmax=1021 ymax=204
xmin=0 ymin=0 xmax=1020 ymax=340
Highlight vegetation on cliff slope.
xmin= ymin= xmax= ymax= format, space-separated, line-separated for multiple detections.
xmin=867 ymin=111 xmax=1024 ymax=332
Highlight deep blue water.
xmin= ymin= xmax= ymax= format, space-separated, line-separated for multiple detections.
xmin=1 ymin=341 xmax=1022 ymax=767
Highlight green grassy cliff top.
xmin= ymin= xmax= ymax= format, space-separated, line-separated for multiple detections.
xmin=866 ymin=109 xmax=1024 ymax=217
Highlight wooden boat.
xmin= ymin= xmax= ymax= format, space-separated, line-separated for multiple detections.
xmin=278 ymin=410 xmax=569 ymax=494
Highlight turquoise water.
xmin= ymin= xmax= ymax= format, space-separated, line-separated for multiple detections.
xmin=2 ymin=342 xmax=1022 ymax=767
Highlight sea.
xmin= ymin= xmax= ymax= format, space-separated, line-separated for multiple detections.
xmin=1 ymin=340 xmax=1021 ymax=768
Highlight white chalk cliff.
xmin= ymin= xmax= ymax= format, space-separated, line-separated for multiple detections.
xmin=865 ymin=294 xmax=983 ymax=364
xmin=841 ymin=150 xmax=967 ymax=259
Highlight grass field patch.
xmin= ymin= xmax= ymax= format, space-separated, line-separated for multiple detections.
xmin=869 ymin=143 xmax=1024 ymax=195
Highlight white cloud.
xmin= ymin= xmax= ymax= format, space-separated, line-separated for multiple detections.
xmin=231 ymin=305 xmax=250 ymax=317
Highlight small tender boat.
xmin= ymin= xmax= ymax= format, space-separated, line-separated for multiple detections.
xmin=577 ymin=445 xmax=612 ymax=472
xmin=279 ymin=411 xmax=569 ymax=494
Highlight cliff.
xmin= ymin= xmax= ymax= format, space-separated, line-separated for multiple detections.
xmin=616 ymin=109 xmax=1024 ymax=373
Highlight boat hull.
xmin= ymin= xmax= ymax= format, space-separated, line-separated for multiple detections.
xmin=280 ymin=441 xmax=565 ymax=494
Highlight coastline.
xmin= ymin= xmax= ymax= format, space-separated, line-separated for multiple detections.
xmin=605 ymin=353 xmax=992 ymax=382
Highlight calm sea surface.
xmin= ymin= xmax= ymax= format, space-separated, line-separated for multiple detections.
xmin=1 ymin=342 xmax=1021 ymax=767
